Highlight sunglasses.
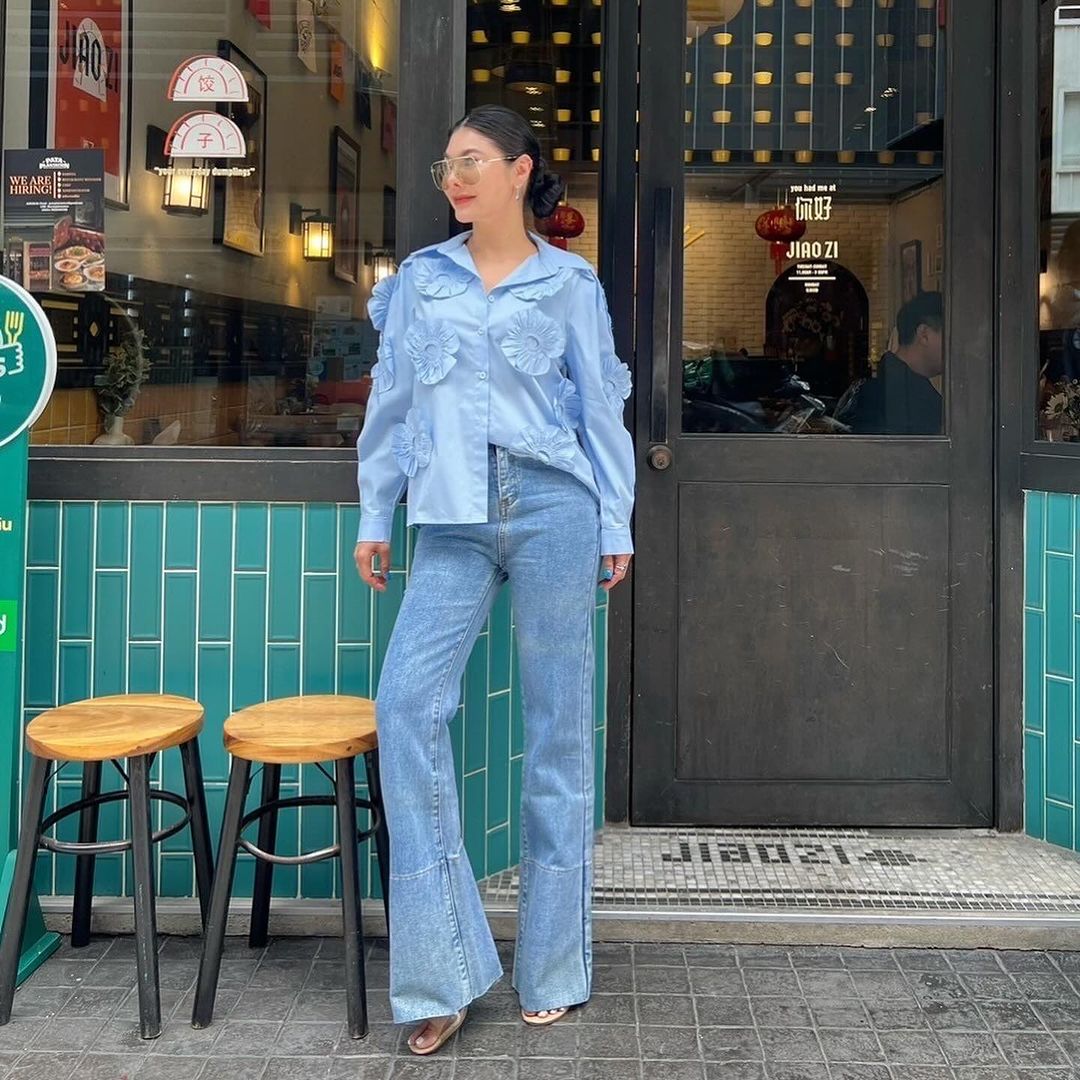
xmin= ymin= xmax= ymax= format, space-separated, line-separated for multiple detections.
xmin=430 ymin=154 xmax=518 ymax=190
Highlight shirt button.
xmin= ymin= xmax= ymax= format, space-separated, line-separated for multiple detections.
xmin=478 ymin=371 xmax=488 ymax=380
xmin=487 ymin=295 xmax=495 ymax=304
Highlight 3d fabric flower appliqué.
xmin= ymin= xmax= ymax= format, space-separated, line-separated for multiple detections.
xmin=368 ymin=273 xmax=399 ymax=332
xmin=601 ymin=355 xmax=633 ymax=412
xmin=405 ymin=319 xmax=460 ymax=385
xmin=391 ymin=409 xmax=433 ymax=477
xmin=413 ymin=258 xmax=471 ymax=299
xmin=371 ymin=341 xmax=395 ymax=394
xmin=500 ymin=309 xmax=566 ymax=376
xmin=508 ymin=269 xmax=568 ymax=301
xmin=515 ymin=425 xmax=578 ymax=469
xmin=554 ymin=377 xmax=582 ymax=431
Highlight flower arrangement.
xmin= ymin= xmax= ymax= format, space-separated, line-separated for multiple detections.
xmin=1042 ymin=379 xmax=1080 ymax=440
xmin=96 ymin=329 xmax=151 ymax=422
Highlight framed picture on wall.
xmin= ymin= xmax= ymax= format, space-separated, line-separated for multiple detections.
xmin=354 ymin=57 xmax=373 ymax=129
xmin=381 ymin=97 xmax=397 ymax=154
xmin=383 ymin=185 xmax=396 ymax=251
xmin=900 ymin=239 xmax=922 ymax=303
xmin=28 ymin=0 xmax=134 ymax=208
xmin=213 ymin=40 xmax=268 ymax=257
xmin=332 ymin=127 xmax=361 ymax=284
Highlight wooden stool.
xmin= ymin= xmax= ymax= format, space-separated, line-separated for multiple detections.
xmin=191 ymin=694 xmax=390 ymax=1040
xmin=0 ymin=694 xmax=214 ymax=1039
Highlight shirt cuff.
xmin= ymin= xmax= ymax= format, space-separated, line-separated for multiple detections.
xmin=600 ymin=525 xmax=633 ymax=556
xmin=357 ymin=513 xmax=393 ymax=544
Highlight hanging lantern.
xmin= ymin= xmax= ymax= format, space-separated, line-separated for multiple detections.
xmin=754 ymin=205 xmax=806 ymax=275
xmin=687 ymin=0 xmax=745 ymax=37
xmin=535 ymin=202 xmax=585 ymax=250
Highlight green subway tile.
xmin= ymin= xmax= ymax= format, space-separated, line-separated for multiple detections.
xmin=449 ymin=708 xmax=464 ymax=786
xmin=1046 ymin=802 xmax=1074 ymax=850
xmin=463 ymin=771 xmax=487 ymax=878
xmin=489 ymin=590 xmax=512 ymax=693
xmin=198 ymin=505 xmax=234 ymax=642
xmin=337 ymin=510 xmax=369 ymax=645
xmin=486 ymin=826 xmax=509 ymax=876
xmin=1047 ymin=493 xmax=1075 ymax=555
xmin=391 ymin=506 xmax=407 ymax=567
xmin=128 ymin=643 xmax=161 ymax=693
xmin=163 ymin=574 xmax=197 ymax=700
xmin=1024 ymin=610 xmax=1044 ymax=732
xmin=1075 ymin=745 xmax=1080 ymax=851
xmin=235 ymin=505 xmax=269 ymax=572
xmin=1025 ymin=732 xmax=1045 ymax=840
xmin=129 ymin=504 xmax=164 ymax=641
xmin=1046 ymin=679 xmax=1073 ymax=803
xmin=463 ymin=637 xmax=489 ymax=776
xmin=58 ymin=642 xmax=90 ymax=704
xmin=52 ymin=783 xmax=83 ymax=894
xmin=24 ymin=570 xmax=58 ymax=708
xmin=338 ymin=645 xmax=371 ymax=697
xmin=594 ymin=727 xmax=606 ymax=831
xmin=268 ymin=644 xmax=301 ymax=699
xmin=93 ymin=572 xmax=127 ymax=696
xmin=95 ymin=502 xmax=128 ymax=569
xmin=1046 ymin=556 xmax=1073 ymax=677
xmin=232 ymin=575 xmax=267 ymax=711
xmin=159 ymin=856 xmax=194 ymax=899
xmin=91 ymin=855 xmax=123 ymax=898
xmin=1025 ymin=492 xmax=1045 ymax=609
xmin=271 ymin=807 xmax=301 ymax=898
xmin=27 ymin=502 xmax=60 ymax=566
xmin=510 ymin=648 xmax=524 ymax=758
xmin=269 ymin=506 xmax=303 ymax=642
xmin=300 ymin=765 xmax=335 ymax=898
xmin=509 ymin=756 xmax=522 ymax=865
xmin=371 ymin=572 xmax=405 ymax=690
xmin=305 ymin=504 xmax=337 ymax=573
xmin=196 ymin=645 xmax=232 ymax=782
xmin=302 ymin=575 xmax=336 ymax=694
xmin=164 ymin=503 xmax=198 ymax=570
xmin=487 ymin=694 xmax=510 ymax=829
xmin=60 ymin=503 xmax=94 ymax=638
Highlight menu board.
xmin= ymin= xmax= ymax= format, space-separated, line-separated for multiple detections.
xmin=2 ymin=149 xmax=106 ymax=294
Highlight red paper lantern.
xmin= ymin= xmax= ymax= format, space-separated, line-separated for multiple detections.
xmin=535 ymin=203 xmax=585 ymax=250
xmin=755 ymin=206 xmax=806 ymax=275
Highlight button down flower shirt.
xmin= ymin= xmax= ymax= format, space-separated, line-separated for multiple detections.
xmin=355 ymin=231 xmax=636 ymax=555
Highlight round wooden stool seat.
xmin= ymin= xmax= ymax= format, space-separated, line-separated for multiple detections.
xmin=26 ymin=694 xmax=205 ymax=762
xmin=223 ymin=695 xmax=378 ymax=764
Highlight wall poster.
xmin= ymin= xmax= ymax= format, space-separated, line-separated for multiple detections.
xmin=331 ymin=127 xmax=361 ymax=285
xmin=29 ymin=0 xmax=133 ymax=208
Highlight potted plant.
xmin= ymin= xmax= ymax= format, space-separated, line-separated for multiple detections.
xmin=93 ymin=328 xmax=151 ymax=445
xmin=1042 ymin=379 xmax=1080 ymax=441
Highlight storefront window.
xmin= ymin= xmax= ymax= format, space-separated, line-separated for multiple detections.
xmin=1038 ymin=1 xmax=1080 ymax=442
xmin=465 ymin=0 xmax=601 ymax=269
xmin=681 ymin=0 xmax=945 ymax=436
xmin=3 ymin=0 xmax=398 ymax=447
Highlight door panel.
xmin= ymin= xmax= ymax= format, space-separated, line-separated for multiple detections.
xmin=630 ymin=0 xmax=994 ymax=826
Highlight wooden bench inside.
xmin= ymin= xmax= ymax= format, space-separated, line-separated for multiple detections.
xmin=224 ymin=695 xmax=378 ymax=764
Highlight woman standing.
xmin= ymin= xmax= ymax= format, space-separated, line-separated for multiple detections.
xmin=353 ymin=104 xmax=635 ymax=1056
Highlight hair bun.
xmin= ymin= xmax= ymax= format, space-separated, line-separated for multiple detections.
xmin=529 ymin=160 xmax=567 ymax=219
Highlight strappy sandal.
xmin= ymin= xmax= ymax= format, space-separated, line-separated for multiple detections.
xmin=520 ymin=1005 xmax=570 ymax=1026
xmin=407 ymin=1005 xmax=468 ymax=1055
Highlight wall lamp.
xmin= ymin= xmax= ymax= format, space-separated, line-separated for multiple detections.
xmin=289 ymin=202 xmax=334 ymax=261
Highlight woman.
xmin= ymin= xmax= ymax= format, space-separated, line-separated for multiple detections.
xmin=353 ymin=104 xmax=636 ymax=1056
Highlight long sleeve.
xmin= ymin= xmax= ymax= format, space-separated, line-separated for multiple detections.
xmin=565 ymin=272 xmax=637 ymax=556
xmin=355 ymin=267 xmax=415 ymax=544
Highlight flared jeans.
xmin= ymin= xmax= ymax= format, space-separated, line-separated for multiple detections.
xmin=374 ymin=443 xmax=602 ymax=1024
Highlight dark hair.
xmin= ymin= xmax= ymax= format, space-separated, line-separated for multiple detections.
xmin=896 ymin=291 xmax=943 ymax=346
xmin=450 ymin=104 xmax=566 ymax=218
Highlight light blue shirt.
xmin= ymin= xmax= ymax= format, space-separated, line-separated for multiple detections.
xmin=355 ymin=230 xmax=636 ymax=555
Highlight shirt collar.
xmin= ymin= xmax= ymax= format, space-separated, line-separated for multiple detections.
xmin=434 ymin=229 xmax=578 ymax=288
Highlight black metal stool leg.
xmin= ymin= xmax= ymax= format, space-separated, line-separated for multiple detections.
xmin=0 ymin=755 xmax=51 ymax=1025
xmin=192 ymin=757 xmax=251 ymax=1029
xmin=127 ymin=754 xmax=161 ymax=1039
xmin=248 ymin=763 xmax=281 ymax=949
xmin=363 ymin=749 xmax=391 ymax=933
xmin=70 ymin=760 xmax=103 ymax=948
xmin=335 ymin=756 xmax=368 ymax=1040
xmin=179 ymin=737 xmax=214 ymax=931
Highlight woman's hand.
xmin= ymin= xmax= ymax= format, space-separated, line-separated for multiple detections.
xmin=354 ymin=541 xmax=392 ymax=592
xmin=599 ymin=554 xmax=632 ymax=592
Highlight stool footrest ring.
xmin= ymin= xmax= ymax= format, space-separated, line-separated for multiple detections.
xmin=38 ymin=789 xmax=191 ymax=856
xmin=237 ymin=794 xmax=382 ymax=867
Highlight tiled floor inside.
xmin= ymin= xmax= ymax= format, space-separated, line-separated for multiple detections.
xmin=5 ymin=933 xmax=1080 ymax=1078
xmin=481 ymin=829 xmax=1080 ymax=914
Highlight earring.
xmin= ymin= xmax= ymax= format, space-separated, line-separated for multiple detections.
xmin=515 ymin=188 xmax=522 ymax=201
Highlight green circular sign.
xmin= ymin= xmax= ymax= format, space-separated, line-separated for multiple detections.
xmin=0 ymin=277 xmax=57 ymax=449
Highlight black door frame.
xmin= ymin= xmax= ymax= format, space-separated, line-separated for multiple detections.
xmin=613 ymin=0 xmax=1003 ymax=827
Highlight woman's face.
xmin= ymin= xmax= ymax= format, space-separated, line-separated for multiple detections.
xmin=439 ymin=127 xmax=531 ymax=225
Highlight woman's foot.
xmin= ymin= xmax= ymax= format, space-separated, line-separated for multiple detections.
xmin=521 ymin=1005 xmax=569 ymax=1026
xmin=407 ymin=1006 xmax=468 ymax=1054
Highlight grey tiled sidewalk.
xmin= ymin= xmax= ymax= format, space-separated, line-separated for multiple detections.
xmin=4 ymin=935 xmax=1080 ymax=1079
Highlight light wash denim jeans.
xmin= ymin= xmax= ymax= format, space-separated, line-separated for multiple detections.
xmin=374 ymin=443 xmax=602 ymax=1024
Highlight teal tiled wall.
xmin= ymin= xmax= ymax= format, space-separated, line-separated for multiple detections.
xmin=21 ymin=501 xmax=609 ymax=900
xmin=1024 ymin=491 xmax=1080 ymax=851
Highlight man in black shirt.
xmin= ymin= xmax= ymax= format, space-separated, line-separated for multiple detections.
xmin=847 ymin=291 xmax=943 ymax=435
